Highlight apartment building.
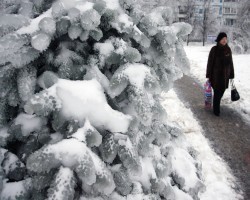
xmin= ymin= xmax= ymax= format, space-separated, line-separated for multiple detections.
xmin=177 ymin=0 xmax=223 ymax=24
xmin=222 ymin=0 xmax=240 ymax=26
xmin=177 ymin=0 xmax=240 ymax=26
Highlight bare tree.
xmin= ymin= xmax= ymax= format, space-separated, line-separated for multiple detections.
xmin=200 ymin=0 xmax=218 ymax=46
xmin=182 ymin=0 xmax=197 ymax=45
xmin=189 ymin=0 xmax=219 ymax=46
xmin=237 ymin=0 xmax=250 ymax=37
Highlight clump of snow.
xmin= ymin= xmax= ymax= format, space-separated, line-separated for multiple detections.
xmin=84 ymin=65 xmax=110 ymax=93
xmin=172 ymin=186 xmax=193 ymax=200
xmin=14 ymin=113 xmax=46 ymax=137
xmin=123 ymin=64 xmax=151 ymax=89
xmin=110 ymin=63 xmax=159 ymax=97
xmin=103 ymin=0 xmax=121 ymax=10
xmin=49 ymin=132 xmax=63 ymax=144
xmin=0 ymin=127 xmax=9 ymax=146
xmin=46 ymin=138 xmax=89 ymax=168
xmin=2 ymin=152 xmax=25 ymax=175
xmin=130 ymin=157 xmax=156 ymax=190
xmin=94 ymin=42 xmax=114 ymax=56
xmin=71 ymin=119 xmax=102 ymax=147
xmin=51 ymin=79 xmax=131 ymax=133
xmin=0 ymin=178 xmax=32 ymax=200
xmin=60 ymin=0 xmax=82 ymax=9
xmin=75 ymin=2 xmax=94 ymax=13
xmin=118 ymin=14 xmax=133 ymax=28
xmin=170 ymin=147 xmax=200 ymax=190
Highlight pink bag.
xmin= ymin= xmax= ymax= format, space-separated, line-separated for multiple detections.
xmin=204 ymin=80 xmax=212 ymax=109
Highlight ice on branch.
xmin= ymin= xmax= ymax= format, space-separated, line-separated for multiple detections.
xmin=110 ymin=63 xmax=160 ymax=97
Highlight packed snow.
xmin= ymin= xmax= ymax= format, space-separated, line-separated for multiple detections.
xmin=184 ymin=44 xmax=250 ymax=123
xmin=162 ymin=89 xmax=243 ymax=200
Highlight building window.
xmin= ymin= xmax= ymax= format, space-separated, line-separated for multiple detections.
xmin=179 ymin=6 xmax=187 ymax=14
xmin=199 ymin=9 xmax=203 ymax=14
xmin=224 ymin=7 xmax=237 ymax=14
xmin=219 ymin=6 xmax=222 ymax=15
xmin=231 ymin=8 xmax=237 ymax=14
xmin=224 ymin=7 xmax=230 ymax=14
xmin=225 ymin=18 xmax=236 ymax=26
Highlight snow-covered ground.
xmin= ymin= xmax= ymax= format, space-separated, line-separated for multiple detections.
xmin=162 ymin=90 xmax=243 ymax=200
xmin=184 ymin=44 xmax=250 ymax=123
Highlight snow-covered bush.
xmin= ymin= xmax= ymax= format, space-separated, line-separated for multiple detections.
xmin=0 ymin=0 xmax=205 ymax=199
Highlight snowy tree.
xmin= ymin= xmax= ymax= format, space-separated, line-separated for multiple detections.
xmin=234 ymin=0 xmax=250 ymax=53
xmin=0 ymin=0 xmax=205 ymax=199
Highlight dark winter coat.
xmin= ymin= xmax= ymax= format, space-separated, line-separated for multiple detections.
xmin=206 ymin=44 xmax=235 ymax=91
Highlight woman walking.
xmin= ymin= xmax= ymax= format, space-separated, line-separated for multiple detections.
xmin=206 ymin=32 xmax=235 ymax=116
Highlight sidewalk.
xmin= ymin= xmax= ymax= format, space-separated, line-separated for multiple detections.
xmin=173 ymin=75 xmax=250 ymax=199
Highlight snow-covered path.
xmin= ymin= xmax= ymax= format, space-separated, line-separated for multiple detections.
xmin=162 ymin=88 xmax=243 ymax=200
xmin=162 ymin=73 xmax=250 ymax=199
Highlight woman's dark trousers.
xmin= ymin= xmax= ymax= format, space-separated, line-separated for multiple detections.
xmin=213 ymin=89 xmax=225 ymax=116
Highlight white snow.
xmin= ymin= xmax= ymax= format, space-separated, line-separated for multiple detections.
xmin=2 ymin=152 xmax=24 ymax=174
xmin=162 ymin=89 xmax=243 ymax=200
xmin=118 ymin=14 xmax=134 ymax=28
xmin=17 ymin=8 xmax=52 ymax=35
xmin=170 ymin=147 xmax=200 ymax=190
xmin=60 ymin=0 xmax=83 ymax=10
xmin=0 ymin=127 xmax=9 ymax=144
xmin=184 ymin=44 xmax=250 ymax=123
xmin=75 ymin=2 xmax=94 ymax=13
xmin=94 ymin=42 xmax=114 ymax=56
xmin=123 ymin=64 xmax=148 ymax=86
xmin=49 ymin=132 xmax=64 ymax=144
xmin=14 ymin=113 xmax=46 ymax=137
xmin=130 ymin=157 xmax=156 ymax=190
xmin=84 ymin=65 xmax=110 ymax=93
xmin=47 ymin=138 xmax=88 ymax=167
xmin=71 ymin=119 xmax=102 ymax=147
xmin=122 ymin=63 xmax=151 ymax=89
xmin=172 ymin=185 xmax=193 ymax=200
xmin=0 ymin=179 xmax=32 ymax=200
xmin=103 ymin=0 xmax=121 ymax=10
xmin=49 ymin=79 xmax=132 ymax=133
xmin=48 ymin=166 xmax=74 ymax=200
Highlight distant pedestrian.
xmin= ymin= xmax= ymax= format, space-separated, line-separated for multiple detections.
xmin=206 ymin=32 xmax=235 ymax=116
